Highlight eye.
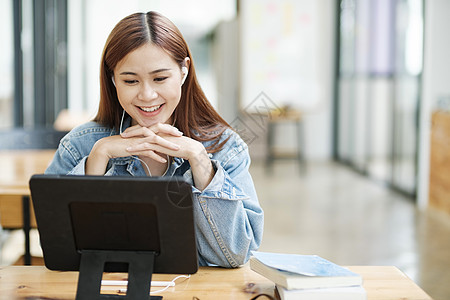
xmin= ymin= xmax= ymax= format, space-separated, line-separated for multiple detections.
xmin=124 ymin=80 xmax=138 ymax=85
xmin=154 ymin=77 xmax=168 ymax=82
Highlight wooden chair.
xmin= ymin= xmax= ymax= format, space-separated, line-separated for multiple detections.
xmin=265 ymin=109 xmax=306 ymax=174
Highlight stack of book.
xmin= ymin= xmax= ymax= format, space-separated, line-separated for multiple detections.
xmin=250 ymin=251 xmax=366 ymax=300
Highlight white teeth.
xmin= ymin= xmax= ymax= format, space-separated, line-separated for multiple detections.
xmin=140 ymin=104 xmax=162 ymax=112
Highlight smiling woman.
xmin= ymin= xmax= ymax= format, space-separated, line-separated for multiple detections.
xmin=44 ymin=11 xmax=264 ymax=268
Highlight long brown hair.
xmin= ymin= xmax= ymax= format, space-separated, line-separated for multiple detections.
xmin=95 ymin=11 xmax=230 ymax=152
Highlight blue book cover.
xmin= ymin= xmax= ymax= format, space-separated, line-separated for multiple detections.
xmin=251 ymin=251 xmax=359 ymax=278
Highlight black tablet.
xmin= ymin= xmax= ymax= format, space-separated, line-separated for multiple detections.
xmin=29 ymin=175 xmax=198 ymax=275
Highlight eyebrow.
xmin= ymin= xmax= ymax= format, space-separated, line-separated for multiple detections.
xmin=119 ymin=68 xmax=171 ymax=76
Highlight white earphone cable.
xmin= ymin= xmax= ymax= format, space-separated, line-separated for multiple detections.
xmin=150 ymin=274 xmax=191 ymax=294
xmin=117 ymin=274 xmax=191 ymax=294
xmin=119 ymin=110 xmax=152 ymax=175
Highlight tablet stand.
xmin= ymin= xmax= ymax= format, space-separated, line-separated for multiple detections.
xmin=75 ymin=250 xmax=162 ymax=300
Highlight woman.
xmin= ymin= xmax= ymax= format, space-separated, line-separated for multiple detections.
xmin=46 ymin=11 xmax=263 ymax=268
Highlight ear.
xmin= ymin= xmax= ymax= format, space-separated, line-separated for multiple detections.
xmin=183 ymin=57 xmax=191 ymax=70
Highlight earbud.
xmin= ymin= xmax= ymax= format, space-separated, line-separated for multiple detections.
xmin=181 ymin=67 xmax=188 ymax=85
xmin=112 ymin=76 xmax=116 ymax=87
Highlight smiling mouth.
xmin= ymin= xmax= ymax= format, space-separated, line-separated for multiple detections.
xmin=139 ymin=104 xmax=163 ymax=112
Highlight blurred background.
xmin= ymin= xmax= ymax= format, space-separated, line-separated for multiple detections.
xmin=1 ymin=0 xmax=449 ymax=299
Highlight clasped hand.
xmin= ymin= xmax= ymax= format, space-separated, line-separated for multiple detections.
xmin=90 ymin=122 xmax=207 ymax=166
xmin=87 ymin=123 xmax=214 ymax=190
xmin=120 ymin=123 xmax=204 ymax=163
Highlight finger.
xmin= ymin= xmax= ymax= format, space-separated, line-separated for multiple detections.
xmin=122 ymin=126 xmax=162 ymax=139
xmin=132 ymin=150 xmax=167 ymax=163
xmin=126 ymin=144 xmax=169 ymax=163
xmin=127 ymin=137 xmax=179 ymax=153
xmin=148 ymin=123 xmax=183 ymax=136
xmin=143 ymin=134 xmax=180 ymax=151
xmin=122 ymin=123 xmax=182 ymax=138
xmin=121 ymin=125 xmax=149 ymax=137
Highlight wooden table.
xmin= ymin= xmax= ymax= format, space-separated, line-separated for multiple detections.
xmin=0 ymin=265 xmax=433 ymax=299
xmin=0 ymin=150 xmax=55 ymax=265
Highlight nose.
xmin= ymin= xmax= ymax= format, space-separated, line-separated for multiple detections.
xmin=138 ymin=82 xmax=158 ymax=100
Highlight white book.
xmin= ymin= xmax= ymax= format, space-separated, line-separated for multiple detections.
xmin=250 ymin=251 xmax=363 ymax=290
xmin=277 ymin=285 xmax=367 ymax=300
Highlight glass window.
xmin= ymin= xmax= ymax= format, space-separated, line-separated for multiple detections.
xmin=336 ymin=0 xmax=423 ymax=197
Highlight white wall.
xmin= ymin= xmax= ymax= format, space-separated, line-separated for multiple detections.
xmin=417 ymin=0 xmax=450 ymax=208
xmin=239 ymin=0 xmax=335 ymax=160
xmin=213 ymin=19 xmax=239 ymax=124
xmin=310 ymin=0 xmax=335 ymax=160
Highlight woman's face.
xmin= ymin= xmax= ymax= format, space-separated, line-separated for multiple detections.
xmin=113 ymin=42 xmax=185 ymax=127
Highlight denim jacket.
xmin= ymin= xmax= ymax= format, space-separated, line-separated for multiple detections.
xmin=45 ymin=119 xmax=264 ymax=268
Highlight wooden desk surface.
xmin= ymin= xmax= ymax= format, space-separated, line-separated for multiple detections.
xmin=0 ymin=149 xmax=55 ymax=194
xmin=0 ymin=149 xmax=55 ymax=228
xmin=0 ymin=265 xmax=432 ymax=300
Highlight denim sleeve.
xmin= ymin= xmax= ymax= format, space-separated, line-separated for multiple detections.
xmin=192 ymin=145 xmax=264 ymax=268
xmin=46 ymin=146 xmax=116 ymax=176
xmin=45 ymin=140 xmax=87 ymax=175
